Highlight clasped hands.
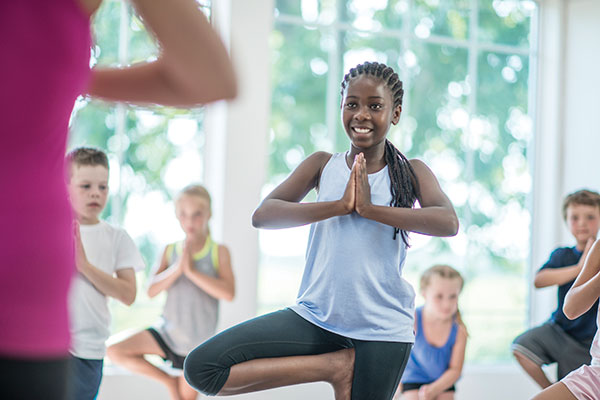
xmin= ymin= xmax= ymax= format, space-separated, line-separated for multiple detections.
xmin=341 ymin=152 xmax=372 ymax=215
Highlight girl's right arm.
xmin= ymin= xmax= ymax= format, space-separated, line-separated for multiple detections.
xmin=252 ymin=152 xmax=353 ymax=229
xmin=83 ymin=0 xmax=236 ymax=106
xmin=563 ymin=239 xmax=600 ymax=320
xmin=147 ymin=246 xmax=183 ymax=298
xmin=420 ymin=324 xmax=468 ymax=399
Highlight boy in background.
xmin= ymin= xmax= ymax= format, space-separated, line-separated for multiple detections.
xmin=66 ymin=147 xmax=145 ymax=399
xmin=512 ymin=189 xmax=600 ymax=388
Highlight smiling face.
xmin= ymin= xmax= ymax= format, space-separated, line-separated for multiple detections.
xmin=566 ymin=203 xmax=600 ymax=247
xmin=175 ymin=194 xmax=211 ymax=238
xmin=68 ymin=164 xmax=109 ymax=225
xmin=422 ymin=274 xmax=462 ymax=320
xmin=341 ymin=75 xmax=401 ymax=151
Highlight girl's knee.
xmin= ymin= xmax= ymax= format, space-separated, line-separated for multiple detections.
xmin=183 ymin=344 xmax=229 ymax=396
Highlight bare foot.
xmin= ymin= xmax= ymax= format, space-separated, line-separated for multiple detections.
xmin=328 ymin=348 xmax=355 ymax=400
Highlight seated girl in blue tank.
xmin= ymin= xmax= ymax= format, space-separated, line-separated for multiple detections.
xmin=396 ymin=265 xmax=468 ymax=400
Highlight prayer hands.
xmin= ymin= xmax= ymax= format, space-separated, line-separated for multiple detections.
xmin=341 ymin=152 xmax=372 ymax=215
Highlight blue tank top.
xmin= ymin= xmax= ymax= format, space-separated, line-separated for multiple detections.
xmin=401 ymin=306 xmax=458 ymax=384
xmin=290 ymin=152 xmax=416 ymax=342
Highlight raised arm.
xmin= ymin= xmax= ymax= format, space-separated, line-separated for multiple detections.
xmin=563 ymin=239 xmax=600 ymax=320
xmin=252 ymin=152 xmax=353 ymax=229
xmin=85 ymin=0 xmax=236 ymax=106
xmin=355 ymin=155 xmax=458 ymax=237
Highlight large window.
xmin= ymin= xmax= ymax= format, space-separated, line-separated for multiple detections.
xmin=260 ymin=0 xmax=537 ymax=364
xmin=69 ymin=0 xmax=211 ymax=338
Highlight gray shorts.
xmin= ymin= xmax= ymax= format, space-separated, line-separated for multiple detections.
xmin=512 ymin=321 xmax=593 ymax=380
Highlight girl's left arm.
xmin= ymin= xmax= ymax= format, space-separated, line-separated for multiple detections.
xmin=183 ymin=245 xmax=235 ymax=301
xmin=563 ymin=239 xmax=600 ymax=320
xmin=421 ymin=324 xmax=468 ymax=399
xmin=356 ymin=157 xmax=458 ymax=237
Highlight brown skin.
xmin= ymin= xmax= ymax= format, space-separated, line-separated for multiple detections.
xmin=240 ymin=75 xmax=457 ymax=399
xmin=253 ymin=75 xmax=458 ymax=237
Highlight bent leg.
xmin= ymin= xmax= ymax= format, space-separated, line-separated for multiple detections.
xmin=184 ymin=309 xmax=354 ymax=397
xmin=531 ymin=382 xmax=577 ymax=400
xmin=513 ymin=350 xmax=552 ymax=389
xmin=401 ymin=390 xmax=419 ymax=400
xmin=107 ymin=330 xmax=180 ymax=399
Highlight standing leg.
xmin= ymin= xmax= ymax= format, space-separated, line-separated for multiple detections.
xmin=349 ymin=340 xmax=412 ymax=400
xmin=184 ymin=309 xmax=355 ymax=398
xmin=178 ymin=375 xmax=198 ymax=400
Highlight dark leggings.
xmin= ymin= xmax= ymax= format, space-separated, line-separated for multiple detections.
xmin=0 ymin=355 xmax=70 ymax=399
xmin=184 ymin=309 xmax=411 ymax=400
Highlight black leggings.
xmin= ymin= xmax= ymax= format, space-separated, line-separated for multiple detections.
xmin=0 ymin=355 xmax=70 ymax=399
xmin=184 ymin=309 xmax=411 ymax=400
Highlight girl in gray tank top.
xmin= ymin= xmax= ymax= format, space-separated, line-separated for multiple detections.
xmin=184 ymin=62 xmax=458 ymax=400
xmin=107 ymin=185 xmax=235 ymax=400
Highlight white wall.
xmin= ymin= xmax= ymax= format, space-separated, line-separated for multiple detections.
xmin=98 ymin=0 xmax=600 ymax=399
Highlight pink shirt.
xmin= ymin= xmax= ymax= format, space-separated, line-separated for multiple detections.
xmin=0 ymin=0 xmax=91 ymax=357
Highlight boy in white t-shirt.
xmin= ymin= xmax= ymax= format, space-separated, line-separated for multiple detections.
xmin=66 ymin=147 xmax=145 ymax=400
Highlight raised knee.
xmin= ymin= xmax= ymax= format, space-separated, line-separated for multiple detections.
xmin=183 ymin=345 xmax=228 ymax=396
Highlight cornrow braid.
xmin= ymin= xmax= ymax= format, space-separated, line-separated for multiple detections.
xmin=385 ymin=139 xmax=419 ymax=244
xmin=341 ymin=61 xmax=418 ymax=244
xmin=340 ymin=61 xmax=404 ymax=108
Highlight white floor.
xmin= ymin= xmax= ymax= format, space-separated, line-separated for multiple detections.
xmin=97 ymin=362 xmax=545 ymax=400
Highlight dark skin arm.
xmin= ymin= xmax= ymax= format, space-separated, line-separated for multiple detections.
xmin=252 ymin=152 xmax=353 ymax=229
xmin=354 ymin=153 xmax=459 ymax=237
xmin=253 ymin=151 xmax=458 ymax=238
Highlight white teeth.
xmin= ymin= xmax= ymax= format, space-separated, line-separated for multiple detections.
xmin=354 ymin=127 xmax=371 ymax=133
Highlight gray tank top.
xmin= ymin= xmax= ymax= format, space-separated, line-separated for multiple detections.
xmin=153 ymin=237 xmax=219 ymax=355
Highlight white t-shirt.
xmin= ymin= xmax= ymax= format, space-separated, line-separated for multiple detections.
xmin=69 ymin=220 xmax=145 ymax=359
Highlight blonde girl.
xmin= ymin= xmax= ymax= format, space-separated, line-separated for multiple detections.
xmin=108 ymin=185 xmax=235 ymax=400
xmin=398 ymin=265 xmax=468 ymax=400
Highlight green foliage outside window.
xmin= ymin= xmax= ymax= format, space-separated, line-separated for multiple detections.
xmin=261 ymin=0 xmax=536 ymax=364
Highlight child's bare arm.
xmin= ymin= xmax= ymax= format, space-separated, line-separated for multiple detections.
xmin=86 ymin=0 xmax=236 ymax=106
xmin=252 ymin=152 xmax=353 ymax=229
xmin=420 ymin=324 xmax=467 ymax=399
xmin=182 ymin=245 xmax=235 ymax=301
xmin=148 ymin=246 xmax=183 ymax=298
xmin=355 ymin=156 xmax=459 ymax=237
xmin=534 ymin=239 xmax=594 ymax=288
xmin=74 ymin=224 xmax=137 ymax=305
xmin=78 ymin=263 xmax=137 ymax=306
xmin=563 ymin=239 xmax=600 ymax=319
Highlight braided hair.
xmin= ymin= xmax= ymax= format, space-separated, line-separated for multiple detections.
xmin=341 ymin=61 xmax=420 ymax=245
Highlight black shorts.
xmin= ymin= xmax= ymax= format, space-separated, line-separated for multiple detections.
xmin=402 ymin=382 xmax=456 ymax=392
xmin=147 ymin=328 xmax=187 ymax=369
